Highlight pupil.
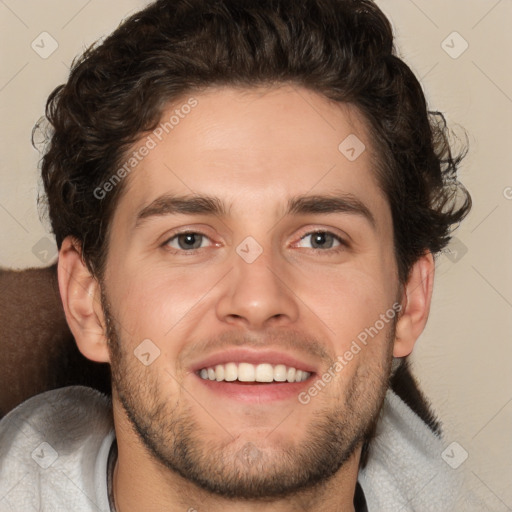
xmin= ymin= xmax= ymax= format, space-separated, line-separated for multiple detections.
xmin=180 ymin=233 xmax=200 ymax=249
xmin=313 ymin=232 xmax=331 ymax=249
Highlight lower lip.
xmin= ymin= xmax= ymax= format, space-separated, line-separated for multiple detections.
xmin=194 ymin=373 xmax=315 ymax=403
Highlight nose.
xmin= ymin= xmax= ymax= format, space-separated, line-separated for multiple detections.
xmin=215 ymin=246 xmax=300 ymax=330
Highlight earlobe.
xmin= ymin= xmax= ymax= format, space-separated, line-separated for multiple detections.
xmin=393 ymin=252 xmax=435 ymax=358
xmin=58 ymin=236 xmax=110 ymax=363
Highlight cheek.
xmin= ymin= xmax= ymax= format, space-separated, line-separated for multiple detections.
xmin=107 ymin=261 xmax=224 ymax=348
xmin=292 ymin=261 xmax=398 ymax=387
xmin=296 ymin=263 xmax=395 ymax=343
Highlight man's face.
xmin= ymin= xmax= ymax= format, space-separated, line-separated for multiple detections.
xmin=101 ymin=85 xmax=401 ymax=499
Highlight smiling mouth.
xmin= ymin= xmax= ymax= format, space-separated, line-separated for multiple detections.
xmin=197 ymin=362 xmax=312 ymax=383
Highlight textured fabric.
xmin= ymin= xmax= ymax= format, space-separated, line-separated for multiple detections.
xmin=359 ymin=389 xmax=462 ymax=511
xmin=359 ymin=390 xmax=492 ymax=511
xmin=0 ymin=387 xmax=113 ymax=511
xmin=0 ymin=385 xmax=485 ymax=511
xmin=106 ymin=440 xmax=118 ymax=512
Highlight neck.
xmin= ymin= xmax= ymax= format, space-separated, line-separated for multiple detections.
xmin=112 ymin=426 xmax=360 ymax=512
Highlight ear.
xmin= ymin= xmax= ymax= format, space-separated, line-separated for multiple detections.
xmin=393 ymin=251 xmax=435 ymax=358
xmin=58 ymin=236 xmax=110 ymax=363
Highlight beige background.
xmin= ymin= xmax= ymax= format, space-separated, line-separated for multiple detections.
xmin=1 ymin=0 xmax=510 ymax=507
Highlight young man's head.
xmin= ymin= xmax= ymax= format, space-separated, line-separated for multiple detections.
xmin=40 ymin=0 xmax=471 ymax=507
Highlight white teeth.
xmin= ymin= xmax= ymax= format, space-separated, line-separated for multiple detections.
xmin=224 ymin=362 xmax=237 ymax=381
xmin=198 ymin=362 xmax=311 ymax=383
xmin=274 ymin=364 xmax=287 ymax=382
xmin=214 ymin=364 xmax=225 ymax=381
xmin=238 ymin=362 xmax=255 ymax=382
xmin=255 ymin=363 xmax=274 ymax=382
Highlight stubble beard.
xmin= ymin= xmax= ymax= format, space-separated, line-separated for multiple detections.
xmin=102 ymin=291 xmax=395 ymax=501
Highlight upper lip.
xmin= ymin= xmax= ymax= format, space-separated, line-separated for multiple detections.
xmin=190 ymin=348 xmax=318 ymax=374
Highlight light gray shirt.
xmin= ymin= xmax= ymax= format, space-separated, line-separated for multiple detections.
xmin=0 ymin=385 xmax=487 ymax=511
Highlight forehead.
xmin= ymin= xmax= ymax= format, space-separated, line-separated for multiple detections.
xmin=114 ymin=85 xmax=390 ymax=231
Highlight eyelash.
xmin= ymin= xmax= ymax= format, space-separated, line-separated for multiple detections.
xmin=162 ymin=230 xmax=348 ymax=255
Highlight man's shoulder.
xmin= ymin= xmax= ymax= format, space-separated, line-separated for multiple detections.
xmin=0 ymin=386 xmax=114 ymax=512
xmin=360 ymin=388 xmax=485 ymax=511
xmin=0 ymin=385 xmax=114 ymax=457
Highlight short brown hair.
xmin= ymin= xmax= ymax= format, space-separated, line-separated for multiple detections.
xmin=38 ymin=0 xmax=471 ymax=283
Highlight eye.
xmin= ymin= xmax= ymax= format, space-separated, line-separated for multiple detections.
xmin=295 ymin=231 xmax=346 ymax=251
xmin=164 ymin=232 xmax=212 ymax=252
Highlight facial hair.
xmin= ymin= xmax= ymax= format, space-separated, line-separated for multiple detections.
xmin=102 ymin=289 xmax=395 ymax=501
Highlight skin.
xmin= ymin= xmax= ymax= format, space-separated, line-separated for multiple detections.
xmin=58 ymin=85 xmax=434 ymax=512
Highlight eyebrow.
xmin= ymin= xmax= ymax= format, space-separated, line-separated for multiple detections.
xmin=134 ymin=192 xmax=376 ymax=230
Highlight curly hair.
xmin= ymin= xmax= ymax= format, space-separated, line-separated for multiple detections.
xmin=38 ymin=0 xmax=471 ymax=284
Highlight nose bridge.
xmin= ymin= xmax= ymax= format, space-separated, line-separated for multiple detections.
xmin=215 ymin=238 xmax=299 ymax=328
